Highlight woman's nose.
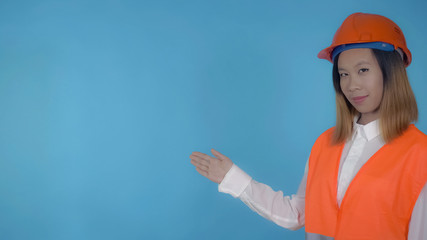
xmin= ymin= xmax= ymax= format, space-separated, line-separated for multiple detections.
xmin=347 ymin=75 xmax=362 ymax=92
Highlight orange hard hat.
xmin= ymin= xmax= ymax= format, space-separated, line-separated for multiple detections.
xmin=318 ymin=12 xmax=412 ymax=67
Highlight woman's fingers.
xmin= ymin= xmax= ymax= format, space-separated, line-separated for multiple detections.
xmin=190 ymin=154 xmax=210 ymax=166
xmin=190 ymin=153 xmax=211 ymax=171
xmin=191 ymin=151 xmax=217 ymax=162
xmin=211 ymin=148 xmax=226 ymax=160
xmin=195 ymin=167 xmax=208 ymax=178
xmin=191 ymin=159 xmax=209 ymax=171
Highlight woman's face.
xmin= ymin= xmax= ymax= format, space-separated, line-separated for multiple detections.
xmin=338 ymin=48 xmax=384 ymax=124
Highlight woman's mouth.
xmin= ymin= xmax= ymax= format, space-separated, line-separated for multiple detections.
xmin=352 ymin=95 xmax=368 ymax=104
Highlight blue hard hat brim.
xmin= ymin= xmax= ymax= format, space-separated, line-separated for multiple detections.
xmin=331 ymin=42 xmax=395 ymax=62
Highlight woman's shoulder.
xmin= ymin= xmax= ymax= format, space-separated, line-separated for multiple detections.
xmin=403 ymin=124 xmax=427 ymax=148
xmin=317 ymin=126 xmax=336 ymax=139
xmin=407 ymin=124 xmax=427 ymax=139
xmin=311 ymin=126 xmax=337 ymax=148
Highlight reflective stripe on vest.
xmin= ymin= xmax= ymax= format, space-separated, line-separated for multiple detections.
xmin=305 ymin=124 xmax=427 ymax=240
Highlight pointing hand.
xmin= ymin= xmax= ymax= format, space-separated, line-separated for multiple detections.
xmin=190 ymin=149 xmax=233 ymax=184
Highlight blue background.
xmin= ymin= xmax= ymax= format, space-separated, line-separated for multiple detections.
xmin=1 ymin=0 xmax=426 ymax=239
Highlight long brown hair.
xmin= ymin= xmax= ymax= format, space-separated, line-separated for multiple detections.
xmin=332 ymin=49 xmax=418 ymax=144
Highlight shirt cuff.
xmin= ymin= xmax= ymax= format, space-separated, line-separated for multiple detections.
xmin=218 ymin=164 xmax=252 ymax=198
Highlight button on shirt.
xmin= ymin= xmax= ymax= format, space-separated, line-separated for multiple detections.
xmin=218 ymin=120 xmax=427 ymax=239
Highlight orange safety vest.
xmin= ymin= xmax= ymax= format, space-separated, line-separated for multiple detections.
xmin=305 ymin=124 xmax=427 ymax=240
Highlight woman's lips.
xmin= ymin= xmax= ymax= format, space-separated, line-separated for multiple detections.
xmin=352 ymin=95 xmax=368 ymax=104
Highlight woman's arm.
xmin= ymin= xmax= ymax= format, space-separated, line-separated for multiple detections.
xmin=219 ymin=163 xmax=306 ymax=230
xmin=190 ymin=149 xmax=306 ymax=230
xmin=408 ymin=182 xmax=427 ymax=240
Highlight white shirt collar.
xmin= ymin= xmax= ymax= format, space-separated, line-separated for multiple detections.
xmin=353 ymin=117 xmax=380 ymax=141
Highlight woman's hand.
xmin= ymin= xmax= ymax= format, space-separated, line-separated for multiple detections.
xmin=190 ymin=149 xmax=233 ymax=184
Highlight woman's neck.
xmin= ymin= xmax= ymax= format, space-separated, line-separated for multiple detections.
xmin=357 ymin=112 xmax=379 ymax=125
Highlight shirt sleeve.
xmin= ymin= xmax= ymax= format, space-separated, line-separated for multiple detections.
xmin=408 ymin=182 xmax=427 ymax=240
xmin=218 ymin=162 xmax=307 ymax=230
xmin=218 ymin=164 xmax=252 ymax=198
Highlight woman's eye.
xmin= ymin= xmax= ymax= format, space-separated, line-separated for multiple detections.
xmin=359 ymin=68 xmax=369 ymax=73
xmin=339 ymin=73 xmax=348 ymax=78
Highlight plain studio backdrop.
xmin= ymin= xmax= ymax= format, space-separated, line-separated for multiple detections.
xmin=0 ymin=0 xmax=426 ymax=239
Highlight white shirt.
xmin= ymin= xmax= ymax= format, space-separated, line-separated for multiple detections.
xmin=218 ymin=120 xmax=427 ymax=239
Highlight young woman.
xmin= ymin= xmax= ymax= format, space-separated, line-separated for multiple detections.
xmin=190 ymin=12 xmax=427 ymax=240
